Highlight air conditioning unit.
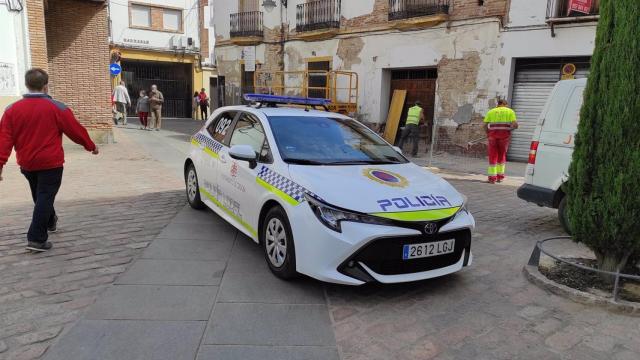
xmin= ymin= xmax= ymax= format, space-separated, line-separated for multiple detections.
xmin=170 ymin=35 xmax=188 ymax=49
xmin=170 ymin=35 xmax=180 ymax=49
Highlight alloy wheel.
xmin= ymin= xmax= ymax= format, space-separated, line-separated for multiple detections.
xmin=187 ymin=169 xmax=198 ymax=202
xmin=266 ymin=218 xmax=287 ymax=267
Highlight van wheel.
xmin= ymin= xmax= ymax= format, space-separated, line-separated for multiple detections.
xmin=261 ymin=206 xmax=298 ymax=280
xmin=185 ymin=163 xmax=206 ymax=210
xmin=558 ymin=196 xmax=571 ymax=235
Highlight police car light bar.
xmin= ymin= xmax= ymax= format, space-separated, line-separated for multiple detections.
xmin=243 ymin=94 xmax=331 ymax=107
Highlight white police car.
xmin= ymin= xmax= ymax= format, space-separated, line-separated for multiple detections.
xmin=184 ymin=94 xmax=474 ymax=285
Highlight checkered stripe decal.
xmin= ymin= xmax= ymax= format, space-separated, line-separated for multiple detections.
xmin=193 ymin=133 xmax=223 ymax=154
xmin=257 ymin=166 xmax=323 ymax=203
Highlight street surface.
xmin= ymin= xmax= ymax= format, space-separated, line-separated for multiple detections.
xmin=1 ymin=118 xmax=639 ymax=359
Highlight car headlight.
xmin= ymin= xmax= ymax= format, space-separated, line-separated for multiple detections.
xmin=304 ymin=194 xmax=394 ymax=232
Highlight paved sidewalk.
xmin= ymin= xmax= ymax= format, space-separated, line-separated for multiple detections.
xmin=44 ymin=205 xmax=339 ymax=360
xmin=0 ymin=129 xmax=184 ymax=359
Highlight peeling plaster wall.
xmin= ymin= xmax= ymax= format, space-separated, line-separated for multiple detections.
xmin=279 ymin=19 xmax=501 ymax=130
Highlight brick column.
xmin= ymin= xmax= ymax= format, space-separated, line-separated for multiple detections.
xmin=45 ymin=0 xmax=113 ymax=143
xmin=26 ymin=0 xmax=49 ymax=70
xmin=199 ymin=0 xmax=210 ymax=60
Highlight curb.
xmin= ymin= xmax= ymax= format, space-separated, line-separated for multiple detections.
xmin=523 ymin=264 xmax=640 ymax=316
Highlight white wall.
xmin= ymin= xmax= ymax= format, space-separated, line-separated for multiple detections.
xmin=0 ymin=7 xmax=29 ymax=99
xmin=211 ymin=0 xmax=236 ymax=39
xmin=507 ymin=0 xmax=549 ymax=27
xmin=110 ymin=0 xmax=201 ymax=52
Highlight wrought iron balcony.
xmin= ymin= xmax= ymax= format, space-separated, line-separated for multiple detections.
xmin=546 ymin=0 xmax=599 ymax=19
xmin=388 ymin=0 xmax=450 ymax=21
xmin=230 ymin=11 xmax=263 ymax=38
xmin=296 ymin=0 xmax=341 ymax=32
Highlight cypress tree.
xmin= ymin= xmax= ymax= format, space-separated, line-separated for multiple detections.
xmin=566 ymin=0 xmax=640 ymax=275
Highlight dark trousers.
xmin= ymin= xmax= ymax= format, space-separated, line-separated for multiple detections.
xmin=21 ymin=167 xmax=63 ymax=243
xmin=200 ymin=105 xmax=208 ymax=121
xmin=397 ymin=124 xmax=420 ymax=156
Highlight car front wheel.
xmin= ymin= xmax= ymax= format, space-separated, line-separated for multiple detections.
xmin=262 ymin=206 xmax=297 ymax=280
xmin=185 ymin=163 xmax=206 ymax=210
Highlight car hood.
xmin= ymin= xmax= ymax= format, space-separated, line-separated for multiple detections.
xmin=288 ymin=163 xmax=464 ymax=219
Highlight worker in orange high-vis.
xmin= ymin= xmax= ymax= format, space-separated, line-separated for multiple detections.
xmin=483 ymin=99 xmax=518 ymax=184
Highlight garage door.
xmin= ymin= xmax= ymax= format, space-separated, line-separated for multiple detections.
xmin=508 ymin=58 xmax=591 ymax=161
xmin=509 ymin=82 xmax=556 ymax=161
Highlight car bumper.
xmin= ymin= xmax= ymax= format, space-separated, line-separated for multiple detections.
xmin=517 ymin=183 xmax=556 ymax=208
xmin=289 ymin=203 xmax=475 ymax=286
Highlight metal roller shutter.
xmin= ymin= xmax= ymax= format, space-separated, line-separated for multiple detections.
xmin=509 ymin=82 xmax=556 ymax=161
xmin=508 ymin=57 xmax=591 ymax=161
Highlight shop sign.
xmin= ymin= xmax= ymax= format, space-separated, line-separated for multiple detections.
xmin=568 ymin=0 xmax=592 ymax=15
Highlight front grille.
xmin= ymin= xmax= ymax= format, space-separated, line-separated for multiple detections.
xmin=340 ymin=229 xmax=471 ymax=277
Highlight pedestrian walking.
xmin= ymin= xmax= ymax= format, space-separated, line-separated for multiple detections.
xmin=192 ymin=91 xmax=200 ymax=120
xmin=397 ymin=101 xmax=425 ymax=157
xmin=149 ymin=84 xmax=164 ymax=131
xmin=0 ymin=68 xmax=99 ymax=252
xmin=112 ymin=80 xmax=131 ymax=126
xmin=198 ymin=88 xmax=209 ymax=121
xmin=484 ymin=99 xmax=518 ymax=183
xmin=136 ymin=90 xmax=150 ymax=130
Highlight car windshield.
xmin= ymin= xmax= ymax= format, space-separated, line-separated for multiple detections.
xmin=267 ymin=116 xmax=408 ymax=165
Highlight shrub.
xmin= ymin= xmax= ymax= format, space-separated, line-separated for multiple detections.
xmin=566 ymin=0 xmax=640 ymax=275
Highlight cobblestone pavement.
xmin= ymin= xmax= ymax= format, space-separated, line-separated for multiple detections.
xmin=0 ymin=129 xmax=185 ymax=360
xmin=327 ymin=178 xmax=640 ymax=360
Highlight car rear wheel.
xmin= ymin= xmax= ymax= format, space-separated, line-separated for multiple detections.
xmin=262 ymin=206 xmax=297 ymax=280
xmin=185 ymin=163 xmax=206 ymax=210
xmin=558 ymin=196 xmax=571 ymax=235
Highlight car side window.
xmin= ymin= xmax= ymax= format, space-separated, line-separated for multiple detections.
xmin=207 ymin=111 xmax=236 ymax=144
xmin=229 ymin=112 xmax=272 ymax=163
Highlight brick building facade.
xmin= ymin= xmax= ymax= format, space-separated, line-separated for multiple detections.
xmin=20 ymin=0 xmax=113 ymax=142
xmin=212 ymin=0 xmax=508 ymax=155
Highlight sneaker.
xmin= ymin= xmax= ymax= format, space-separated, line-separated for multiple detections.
xmin=497 ymin=175 xmax=505 ymax=183
xmin=48 ymin=215 xmax=58 ymax=233
xmin=26 ymin=241 xmax=53 ymax=252
xmin=155 ymin=128 xmax=160 ymax=131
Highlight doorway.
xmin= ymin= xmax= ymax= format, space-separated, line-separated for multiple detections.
xmin=121 ymin=60 xmax=192 ymax=118
xmin=389 ymin=68 xmax=437 ymax=143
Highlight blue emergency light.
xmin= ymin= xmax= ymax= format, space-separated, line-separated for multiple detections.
xmin=243 ymin=93 xmax=331 ymax=107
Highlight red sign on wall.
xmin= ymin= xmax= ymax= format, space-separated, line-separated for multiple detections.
xmin=568 ymin=0 xmax=593 ymax=15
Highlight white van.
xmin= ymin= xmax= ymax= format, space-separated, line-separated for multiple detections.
xmin=517 ymin=78 xmax=586 ymax=233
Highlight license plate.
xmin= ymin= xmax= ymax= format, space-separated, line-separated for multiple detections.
xmin=402 ymin=239 xmax=455 ymax=260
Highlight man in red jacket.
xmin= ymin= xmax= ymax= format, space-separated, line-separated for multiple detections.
xmin=0 ymin=68 xmax=99 ymax=252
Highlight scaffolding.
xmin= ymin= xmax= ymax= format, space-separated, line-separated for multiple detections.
xmin=253 ymin=70 xmax=358 ymax=114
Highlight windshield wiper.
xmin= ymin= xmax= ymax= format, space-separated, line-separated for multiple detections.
xmin=325 ymin=160 xmax=403 ymax=165
xmin=285 ymin=158 xmax=326 ymax=165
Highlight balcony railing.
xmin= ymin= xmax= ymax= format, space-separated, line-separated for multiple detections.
xmin=388 ymin=0 xmax=450 ymax=21
xmin=546 ymin=0 xmax=599 ymax=19
xmin=230 ymin=11 xmax=263 ymax=38
xmin=296 ymin=0 xmax=341 ymax=32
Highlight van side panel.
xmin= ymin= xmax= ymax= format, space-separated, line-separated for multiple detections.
xmin=529 ymin=81 xmax=585 ymax=193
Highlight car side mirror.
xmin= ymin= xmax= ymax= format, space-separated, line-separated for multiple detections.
xmin=393 ymin=146 xmax=403 ymax=154
xmin=229 ymin=144 xmax=258 ymax=169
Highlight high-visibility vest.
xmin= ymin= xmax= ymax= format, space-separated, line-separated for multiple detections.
xmin=406 ymin=106 xmax=422 ymax=125
xmin=484 ymin=106 xmax=516 ymax=131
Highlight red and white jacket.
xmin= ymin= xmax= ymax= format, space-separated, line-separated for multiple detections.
xmin=0 ymin=93 xmax=96 ymax=171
